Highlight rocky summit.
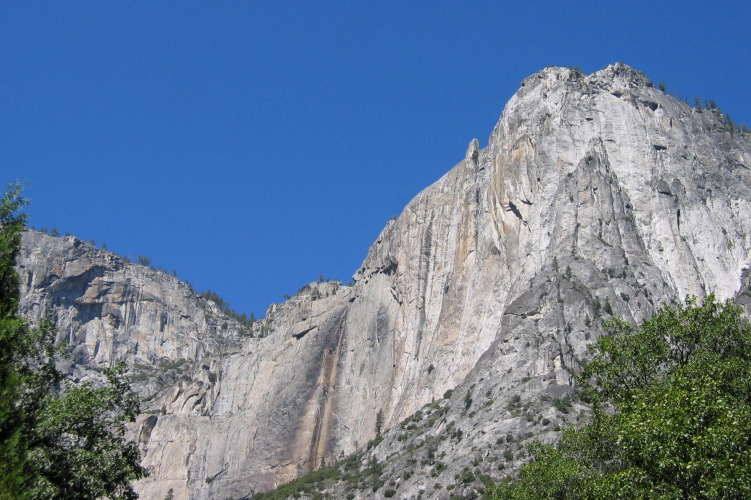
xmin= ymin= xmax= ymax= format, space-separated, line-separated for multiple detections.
xmin=16 ymin=63 xmax=751 ymax=499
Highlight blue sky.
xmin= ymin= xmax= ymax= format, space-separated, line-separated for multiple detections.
xmin=3 ymin=1 xmax=750 ymax=317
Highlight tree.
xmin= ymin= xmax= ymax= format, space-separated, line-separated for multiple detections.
xmin=0 ymin=182 xmax=147 ymax=499
xmin=487 ymin=295 xmax=751 ymax=499
xmin=375 ymin=409 xmax=384 ymax=440
xmin=0 ymin=182 xmax=30 ymax=497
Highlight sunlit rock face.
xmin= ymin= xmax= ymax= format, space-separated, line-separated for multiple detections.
xmin=17 ymin=63 xmax=751 ymax=499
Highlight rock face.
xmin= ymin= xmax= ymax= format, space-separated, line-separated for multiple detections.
xmin=16 ymin=63 xmax=751 ymax=499
xmin=17 ymin=232 xmax=247 ymax=392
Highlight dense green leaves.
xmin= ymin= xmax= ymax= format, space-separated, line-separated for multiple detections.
xmin=20 ymin=349 xmax=146 ymax=500
xmin=0 ymin=182 xmax=31 ymax=497
xmin=488 ymin=296 xmax=751 ymax=499
xmin=0 ymin=182 xmax=27 ymax=317
xmin=0 ymin=183 xmax=146 ymax=499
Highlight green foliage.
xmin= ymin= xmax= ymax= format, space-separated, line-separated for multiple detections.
xmin=200 ymin=289 xmax=256 ymax=327
xmin=0 ymin=182 xmax=29 ymax=498
xmin=250 ymin=464 xmax=342 ymax=500
xmin=593 ymin=297 xmax=602 ymax=317
xmin=22 ymin=358 xmax=146 ymax=499
xmin=464 ymin=390 xmax=473 ymax=410
xmin=0 ymin=182 xmax=27 ymax=315
xmin=486 ymin=296 xmax=751 ymax=499
xmin=375 ymin=408 xmax=384 ymax=439
xmin=551 ymin=396 xmax=573 ymax=414
xmin=0 ymin=183 xmax=146 ymax=499
xmin=461 ymin=470 xmax=476 ymax=483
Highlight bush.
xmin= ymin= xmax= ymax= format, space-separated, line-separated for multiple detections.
xmin=461 ymin=470 xmax=476 ymax=483
xmin=487 ymin=296 xmax=751 ymax=499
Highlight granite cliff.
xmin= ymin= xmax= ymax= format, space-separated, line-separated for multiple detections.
xmin=16 ymin=63 xmax=751 ymax=499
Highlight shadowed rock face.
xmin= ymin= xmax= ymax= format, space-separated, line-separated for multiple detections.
xmin=17 ymin=63 xmax=751 ymax=499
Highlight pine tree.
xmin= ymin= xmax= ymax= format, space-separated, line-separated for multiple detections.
xmin=0 ymin=182 xmax=30 ymax=497
xmin=375 ymin=409 xmax=384 ymax=439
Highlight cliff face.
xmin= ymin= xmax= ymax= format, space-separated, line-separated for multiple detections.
xmin=16 ymin=63 xmax=751 ymax=499
xmin=17 ymin=231 xmax=246 ymax=394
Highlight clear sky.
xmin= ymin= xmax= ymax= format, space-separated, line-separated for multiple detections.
xmin=2 ymin=1 xmax=750 ymax=318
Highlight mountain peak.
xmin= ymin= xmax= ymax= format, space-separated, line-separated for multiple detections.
xmin=518 ymin=62 xmax=653 ymax=99
xmin=591 ymin=61 xmax=654 ymax=87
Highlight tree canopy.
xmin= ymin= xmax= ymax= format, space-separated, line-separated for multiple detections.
xmin=487 ymin=296 xmax=751 ymax=499
xmin=0 ymin=182 xmax=146 ymax=499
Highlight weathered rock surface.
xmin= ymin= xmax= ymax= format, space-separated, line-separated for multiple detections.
xmin=16 ymin=63 xmax=751 ymax=499
xmin=17 ymin=232 xmax=247 ymax=390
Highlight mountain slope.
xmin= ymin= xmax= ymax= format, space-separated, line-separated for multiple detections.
xmin=16 ymin=63 xmax=751 ymax=499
